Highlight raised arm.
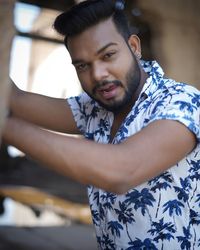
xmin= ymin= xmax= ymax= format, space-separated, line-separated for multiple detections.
xmin=10 ymin=79 xmax=80 ymax=134
xmin=3 ymin=117 xmax=196 ymax=194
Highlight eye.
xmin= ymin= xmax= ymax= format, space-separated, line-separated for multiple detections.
xmin=75 ymin=63 xmax=88 ymax=72
xmin=103 ymin=51 xmax=116 ymax=60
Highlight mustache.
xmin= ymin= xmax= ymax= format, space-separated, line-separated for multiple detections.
xmin=93 ymin=80 xmax=122 ymax=94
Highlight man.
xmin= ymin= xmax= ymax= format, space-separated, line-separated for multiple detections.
xmin=3 ymin=0 xmax=200 ymax=249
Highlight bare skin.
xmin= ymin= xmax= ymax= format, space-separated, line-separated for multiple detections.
xmin=3 ymin=18 xmax=196 ymax=194
xmin=10 ymin=82 xmax=79 ymax=134
xmin=3 ymin=117 xmax=196 ymax=194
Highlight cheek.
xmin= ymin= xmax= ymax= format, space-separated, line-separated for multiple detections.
xmin=120 ymin=57 xmax=137 ymax=81
xmin=78 ymin=76 xmax=93 ymax=94
xmin=112 ymin=66 xmax=128 ymax=85
xmin=111 ymin=54 xmax=133 ymax=80
xmin=77 ymin=73 xmax=90 ymax=89
xmin=81 ymin=83 xmax=90 ymax=93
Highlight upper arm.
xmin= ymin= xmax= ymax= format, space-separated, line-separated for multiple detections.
xmin=114 ymin=119 xmax=197 ymax=191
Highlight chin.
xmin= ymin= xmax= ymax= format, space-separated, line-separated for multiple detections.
xmin=98 ymin=100 xmax=126 ymax=113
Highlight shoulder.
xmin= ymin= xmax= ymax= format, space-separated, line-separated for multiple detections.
xmin=67 ymin=92 xmax=95 ymax=133
xmin=150 ymin=78 xmax=200 ymax=108
xmin=161 ymin=78 xmax=200 ymax=96
xmin=147 ymin=79 xmax=200 ymax=141
xmin=68 ymin=92 xmax=101 ymax=115
xmin=68 ymin=92 xmax=93 ymax=108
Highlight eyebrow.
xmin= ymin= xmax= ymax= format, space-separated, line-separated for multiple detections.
xmin=96 ymin=42 xmax=118 ymax=55
xmin=71 ymin=42 xmax=118 ymax=65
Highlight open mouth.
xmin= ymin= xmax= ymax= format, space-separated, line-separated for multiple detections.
xmin=98 ymin=83 xmax=119 ymax=100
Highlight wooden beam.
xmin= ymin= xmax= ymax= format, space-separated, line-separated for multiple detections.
xmin=0 ymin=186 xmax=92 ymax=224
xmin=18 ymin=0 xmax=74 ymax=11
xmin=17 ymin=30 xmax=64 ymax=44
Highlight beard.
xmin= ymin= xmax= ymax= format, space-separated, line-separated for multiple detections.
xmin=83 ymin=55 xmax=141 ymax=113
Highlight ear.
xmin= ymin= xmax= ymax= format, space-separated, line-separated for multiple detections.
xmin=128 ymin=35 xmax=142 ymax=59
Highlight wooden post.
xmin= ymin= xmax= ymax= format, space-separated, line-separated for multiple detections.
xmin=0 ymin=0 xmax=15 ymax=144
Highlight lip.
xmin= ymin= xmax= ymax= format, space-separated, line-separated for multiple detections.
xmin=97 ymin=83 xmax=119 ymax=100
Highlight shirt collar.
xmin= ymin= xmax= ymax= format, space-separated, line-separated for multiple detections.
xmin=140 ymin=60 xmax=165 ymax=98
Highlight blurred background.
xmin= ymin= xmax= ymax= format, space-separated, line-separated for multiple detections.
xmin=0 ymin=0 xmax=199 ymax=249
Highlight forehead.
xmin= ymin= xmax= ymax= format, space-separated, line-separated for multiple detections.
xmin=67 ymin=18 xmax=125 ymax=58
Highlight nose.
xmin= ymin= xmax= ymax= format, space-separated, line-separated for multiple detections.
xmin=91 ymin=62 xmax=109 ymax=83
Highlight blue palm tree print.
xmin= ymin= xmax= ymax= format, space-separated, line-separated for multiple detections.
xmin=101 ymin=193 xmax=117 ymax=210
xmin=98 ymin=233 xmax=115 ymax=250
xmin=107 ymin=221 xmax=123 ymax=238
xmin=115 ymin=201 xmax=135 ymax=242
xmin=148 ymin=218 xmax=175 ymax=249
xmin=90 ymin=207 xmax=100 ymax=226
xmin=127 ymin=238 xmax=158 ymax=250
xmin=149 ymin=172 xmax=173 ymax=218
xmin=174 ymin=101 xmax=195 ymax=113
xmin=177 ymin=226 xmax=191 ymax=250
xmin=163 ymin=199 xmax=184 ymax=216
xmin=114 ymin=201 xmax=135 ymax=225
xmin=125 ymin=188 xmax=156 ymax=217
xmin=94 ymin=118 xmax=110 ymax=140
xmin=189 ymin=209 xmax=200 ymax=248
xmin=90 ymin=105 xmax=100 ymax=118
xmin=173 ymin=177 xmax=191 ymax=203
xmin=189 ymin=160 xmax=200 ymax=181
xmin=195 ymin=194 xmax=200 ymax=207
xmin=190 ymin=209 xmax=200 ymax=226
xmin=67 ymin=60 xmax=200 ymax=249
xmin=188 ymin=92 xmax=200 ymax=107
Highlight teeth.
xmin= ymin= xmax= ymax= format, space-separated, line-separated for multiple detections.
xmin=102 ymin=86 xmax=113 ymax=92
xmin=101 ymin=88 xmax=109 ymax=92
xmin=99 ymin=83 xmax=114 ymax=91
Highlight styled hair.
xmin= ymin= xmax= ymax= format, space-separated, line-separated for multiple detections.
xmin=54 ymin=0 xmax=131 ymax=47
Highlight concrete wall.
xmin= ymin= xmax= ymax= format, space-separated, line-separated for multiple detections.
xmin=137 ymin=0 xmax=200 ymax=88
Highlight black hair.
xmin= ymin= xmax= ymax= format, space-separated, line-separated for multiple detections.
xmin=54 ymin=0 xmax=131 ymax=47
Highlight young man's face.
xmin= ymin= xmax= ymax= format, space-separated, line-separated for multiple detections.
xmin=68 ymin=18 xmax=142 ymax=113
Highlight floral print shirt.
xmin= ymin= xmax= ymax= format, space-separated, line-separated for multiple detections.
xmin=68 ymin=61 xmax=200 ymax=249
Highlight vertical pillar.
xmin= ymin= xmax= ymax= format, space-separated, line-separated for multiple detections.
xmin=0 ymin=0 xmax=15 ymax=144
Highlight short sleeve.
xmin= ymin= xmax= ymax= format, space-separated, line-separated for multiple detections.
xmin=148 ymin=84 xmax=200 ymax=142
xmin=67 ymin=92 xmax=92 ymax=134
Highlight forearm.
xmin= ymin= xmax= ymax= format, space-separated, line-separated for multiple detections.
xmin=3 ymin=118 xmax=195 ymax=194
xmin=10 ymin=81 xmax=79 ymax=134
xmin=2 ymin=117 xmax=122 ymax=192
